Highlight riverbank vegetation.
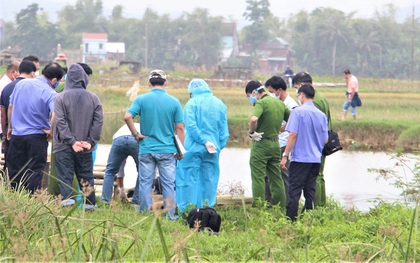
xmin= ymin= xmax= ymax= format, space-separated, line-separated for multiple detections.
xmin=0 ymin=182 xmax=418 ymax=262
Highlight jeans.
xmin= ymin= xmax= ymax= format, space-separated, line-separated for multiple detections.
xmin=139 ymin=153 xmax=176 ymax=219
xmin=55 ymin=148 xmax=96 ymax=205
xmin=101 ymin=135 xmax=140 ymax=204
xmin=343 ymin=99 xmax=357 ymax=115
xmin=7 ymin=134 xmax=48 ymax=193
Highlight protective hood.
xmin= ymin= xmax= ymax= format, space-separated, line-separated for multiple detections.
xmin=65 ymin=63 xmax=89 ymax=90
xmin=188 ymin=79 xmax=212 ymax=96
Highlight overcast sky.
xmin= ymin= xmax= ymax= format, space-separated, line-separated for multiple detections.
xmin=0 ymin=0 xmax=418 ymax=23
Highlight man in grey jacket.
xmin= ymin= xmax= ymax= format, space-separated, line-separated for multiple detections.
xmin=53 ymin=63 xmax=103 ymax=210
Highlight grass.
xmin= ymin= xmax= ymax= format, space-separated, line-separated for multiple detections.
xmin=0 ymin=183 xmax=418 ymax=261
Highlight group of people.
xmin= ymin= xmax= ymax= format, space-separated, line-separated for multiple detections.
xmin=101 ymin=70 xmax=229 ymax=219
xmin=245 ymin=72 xmax=330 ymax=221
xmin=0 ymin=58 xmax=103 ymax=211
xmin=1 ymin=58 xmax=359 ymax=221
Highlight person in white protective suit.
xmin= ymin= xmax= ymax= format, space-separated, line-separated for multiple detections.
xmin=176 ymin=79 xmax=229 ymax=214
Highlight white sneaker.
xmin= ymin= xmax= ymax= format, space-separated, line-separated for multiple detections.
xmin=62 ymin=199 xmax=76 ymax=207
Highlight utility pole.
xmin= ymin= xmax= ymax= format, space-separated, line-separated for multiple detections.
xmin=145 ymin=23 xmax=148 ymax=69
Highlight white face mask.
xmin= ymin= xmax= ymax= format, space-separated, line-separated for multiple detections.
xmin=270 ymin=92 xmax=280 ymax=100
xmin=34 ymin=71 xmax=40 ymax=77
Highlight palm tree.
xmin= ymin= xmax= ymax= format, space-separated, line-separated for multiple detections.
xmin=317 ymin=9 xmax=353 ymax=76
xmin=353 ymin=22 xmax=382 ymax=74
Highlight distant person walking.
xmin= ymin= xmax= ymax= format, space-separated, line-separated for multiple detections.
xmin=342 ymin=69 xmax=359 ymax=121
xmin=281 ymin=84 xmax=328 ymax=221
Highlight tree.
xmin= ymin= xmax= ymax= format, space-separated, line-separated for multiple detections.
xmin=12 ymin=4 xmax=63 ymax=58
xmin=352 ymin=21 xmax=381 ymax=75
xmin=242 ymin=0 xmax=272 ymax=53
xmin=313 ymin=8 xmax=353 ymax=76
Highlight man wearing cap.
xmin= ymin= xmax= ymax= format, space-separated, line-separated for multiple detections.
xmin=124 ymin=69 xmax=184 ymax=219
xmin=176 ymin=79 xmax=229 ymax=214
xmin=245 ymin=80 xmax=290 ymax=209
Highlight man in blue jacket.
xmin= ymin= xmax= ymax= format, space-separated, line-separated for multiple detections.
xmin=176 ymin=79 xmax=229 ymax=214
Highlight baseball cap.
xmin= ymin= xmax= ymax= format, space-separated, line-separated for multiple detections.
xmin=149 ymin=69 xmax=167 ymax=80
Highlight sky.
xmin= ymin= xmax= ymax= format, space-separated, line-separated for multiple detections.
xmin=0 ymin=0 xmax=419 ymax=23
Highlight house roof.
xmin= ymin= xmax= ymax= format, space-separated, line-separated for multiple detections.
xmin=82 ymin=33 xmax=108 ymax=40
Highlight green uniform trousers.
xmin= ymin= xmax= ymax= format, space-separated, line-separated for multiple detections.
xmin=250 ymin=139 xmax=286 ymax=208
xmin=315 ymin=155 xmax=326 ymax=206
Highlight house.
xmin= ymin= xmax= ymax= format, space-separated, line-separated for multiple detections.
xmin=82 ymin=33 xmax=108 ymax=63
xmin=219 ymin=22 xmax=239 ymax=63
xmin=106 ymin=42 xmax=125 ymax=61
xmin=258 ymin=37 xmax=293 ymax=74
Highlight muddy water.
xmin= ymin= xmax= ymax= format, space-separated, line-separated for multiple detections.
xmin=94 ymin=145 xmax=417 ymax=211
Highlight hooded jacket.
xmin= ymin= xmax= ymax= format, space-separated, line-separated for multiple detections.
xmin=53 ymin=64 xmax=103 ymax=153
xmin=184 ymin=78 xmax=229 ymax=152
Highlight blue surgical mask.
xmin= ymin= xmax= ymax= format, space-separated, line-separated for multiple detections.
xmin=249 ymin=95 xmax=257 ymax=106
xmin=52 ymin=81 xmax=60 ymax=89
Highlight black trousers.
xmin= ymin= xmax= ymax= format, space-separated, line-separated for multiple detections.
xmin=7 ymin=134 xmax=48 ymax=193
xmin=286 ymin=162 xmax=321 ymax=221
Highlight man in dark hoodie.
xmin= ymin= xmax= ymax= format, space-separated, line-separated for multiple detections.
xmin=53 ymin=63 xmax=103 ymax=210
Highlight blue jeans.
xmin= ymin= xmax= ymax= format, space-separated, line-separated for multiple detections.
xmin=55 ymin=148 xmax=96 ymax=205
xmin=139 ymin=153 xmax=176 ymax=219
xmin=343 ymin=99 xmax=357 ymax=115
xmin=101 ymin=135 xmax=140 ymax=204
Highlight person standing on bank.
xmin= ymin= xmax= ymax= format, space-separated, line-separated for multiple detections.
xmin=280 ymin=84 xmax=328 ymax=221
xmin=292 ymin=72 xmax=330 ymax=207
xmin=1 ymin=61 xmax=37 ymax=170
xmin=7 ymin=62 xmax=65 ymax=193
xmin=53 ymin=63 xmax=103 ymax=209
xmin=265 ymin=76 xmax=299 ymax=200
xmin=245 ymin=80 xmax=290 ymax=208
xmin=101 ymin=123 xmax=140 ymax=205
xmin=176 ymin=79 xmax=229 ymax=214
xmin=124 ymin=69 xmax=184 ymax=220
xmin=342 ymin=69 xmax=359 ymax=121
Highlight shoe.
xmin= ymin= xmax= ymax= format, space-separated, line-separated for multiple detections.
xmin=132 ymin=204 xmax=140 ymax=212
xmin=62 ymin=199 xmax=76 ymax=207
xmin=84 ymin=204 xmax=97 ymax=211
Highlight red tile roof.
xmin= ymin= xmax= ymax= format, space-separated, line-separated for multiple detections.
xmin=82 ymin=33 xmax=108 ymax=40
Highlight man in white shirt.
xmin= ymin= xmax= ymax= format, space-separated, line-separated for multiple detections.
xmin=265 ymin=76 xmax=299 ymax=200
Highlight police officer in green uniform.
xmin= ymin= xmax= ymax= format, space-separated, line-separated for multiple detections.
xmin=292 ymin=72 xmax=330 ymax=207
xmin=245 ymin=80 xmax=290 ymax=208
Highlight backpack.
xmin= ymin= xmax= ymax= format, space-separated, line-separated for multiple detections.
xmin=187 ymin=207 xmax=221 ymax=233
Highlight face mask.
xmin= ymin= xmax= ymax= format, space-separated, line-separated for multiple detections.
xmin=270 ymin=92 xmax=280 ymax=99
xmin=249 ymin=95 xmax=257 ymax=106
xmin=64 ymin=74 xmax=67 ymax=81
xmin=52 ymin=81 xmax=60 ymax=89
xmin=34 ymin=71 xmax=39 ymax=77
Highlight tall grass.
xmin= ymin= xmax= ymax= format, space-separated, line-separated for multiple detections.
xmin=0 ymin=176 xmax=419 ymax=261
